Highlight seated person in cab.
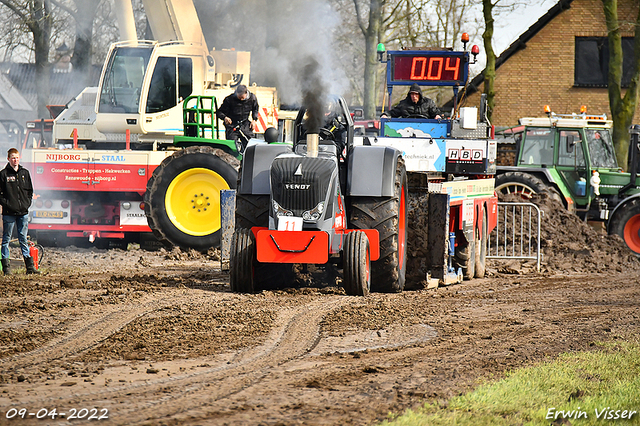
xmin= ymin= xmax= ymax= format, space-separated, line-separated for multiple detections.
xmin=321 ymin=99 xmax=348 ymax=151
xmin=380 ymin=83 xmax=442 ymax=119
xmin=297 ymin=98 xmax=348 ymax=153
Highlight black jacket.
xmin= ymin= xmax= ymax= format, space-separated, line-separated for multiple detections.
xmin=216 ymin=91 xmax=260 ymax=126
xmin=0 ymin=164 xmax=33 ymax=216
xmin=386 ymin=83 xmax=442 ymax=119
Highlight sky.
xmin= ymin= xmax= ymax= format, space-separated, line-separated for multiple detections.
xmin=467 ymin=0 xmax=557 ymax=74
xmin=493 ymin=0 xmax=558 ymax=55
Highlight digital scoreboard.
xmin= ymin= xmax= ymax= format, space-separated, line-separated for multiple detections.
xmin=390 ymin=52 xmax=467 ymax=85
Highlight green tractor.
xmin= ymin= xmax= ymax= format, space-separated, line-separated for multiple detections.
xmin=495 ymin=109 xmax=640 ymax=254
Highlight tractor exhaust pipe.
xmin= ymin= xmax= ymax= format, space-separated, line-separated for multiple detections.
xmin=307 ymin=133 xmax=319 ymax=157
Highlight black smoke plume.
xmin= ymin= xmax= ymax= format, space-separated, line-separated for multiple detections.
xmin=299 ymin=57 xmax=326 ymax=134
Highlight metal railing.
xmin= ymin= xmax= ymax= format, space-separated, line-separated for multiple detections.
xmin=487 ymin=202 xmax=542 ymax=272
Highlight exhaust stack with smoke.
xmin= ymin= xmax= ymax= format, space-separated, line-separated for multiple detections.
xmin=307 ymin=133 xmax=319 ymax=157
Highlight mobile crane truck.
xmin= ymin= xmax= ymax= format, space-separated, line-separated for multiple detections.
xmin=495 ymin=107 xmax=640 ymax=254
xmin=229 ymin=35 xmax=498 ymax=294
xmin=20 ymin=0 xmax=281 ymax=250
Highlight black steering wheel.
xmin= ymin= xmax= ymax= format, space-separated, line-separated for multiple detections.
xmin=407 ymin=113 xmax=429 ymax=119
xmin=319 ymin=127 xmax=336 ymax=141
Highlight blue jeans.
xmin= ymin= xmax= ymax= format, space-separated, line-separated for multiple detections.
xmin=2 ymin=214 xmax=30 ymax=259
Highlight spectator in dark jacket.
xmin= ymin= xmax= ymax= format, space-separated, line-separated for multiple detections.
xmin=381 ymin=83 xmax=442 ymax=119
xmin=0 ymin=148 xmax=38 ymax=275
xmin=216 ymin=85 xmax=259 ymax=151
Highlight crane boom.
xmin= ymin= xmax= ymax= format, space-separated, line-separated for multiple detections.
xmin=141 ymin=0 xmax=207 ymax=48
xmin=113 ymin=0 xmax=137 ymax=42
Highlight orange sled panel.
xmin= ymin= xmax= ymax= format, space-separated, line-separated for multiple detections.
xmin=256 ymin=230 xmax=329 ymax=263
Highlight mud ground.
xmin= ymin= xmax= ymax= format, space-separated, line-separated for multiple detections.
xmin=1 ymin=194 xmax=639 ymax=425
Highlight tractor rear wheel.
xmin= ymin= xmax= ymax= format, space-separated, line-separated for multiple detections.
xmin=343 ymin=231 xmax=371 ymax=296
xmin=474 ymin=205 xmax=488 ymax=278
xmin=495 ymin=172 xmax=547 ymax=199
xmin=609 ymin=198 xmax=640 ymax=255
xmin=495 ymin=172 xmax=562 ymax=204
xmin=230 ymin=228 xmax=256 ymax=293
xmin=348 ymin=157 xmax=407 ymax=293
xmin=144 ymin=146 xmax=239 ymax=251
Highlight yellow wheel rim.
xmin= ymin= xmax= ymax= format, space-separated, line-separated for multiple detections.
xmin=165 ymin=167 xmax=230 ymax=236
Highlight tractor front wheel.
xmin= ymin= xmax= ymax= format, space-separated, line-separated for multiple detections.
xmin=343 ymin=231 xmax=371 ymax=296
xmin=229 ymin=228 xmax=256 ymax=293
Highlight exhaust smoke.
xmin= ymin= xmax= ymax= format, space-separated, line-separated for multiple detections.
xmin=299 ymin=57 xmax=326 ymax=135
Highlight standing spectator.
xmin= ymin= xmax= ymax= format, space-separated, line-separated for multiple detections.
xmin=216 ymin=84 xmax=259 ymax=152
xmin=0 ymin=148 xmax=38 ymax=275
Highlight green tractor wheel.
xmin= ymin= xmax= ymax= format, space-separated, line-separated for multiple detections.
xmin=145 ymin=146 xmax=239 ymax=251
xmin=495 ymin=172 xmax=563 ymax=204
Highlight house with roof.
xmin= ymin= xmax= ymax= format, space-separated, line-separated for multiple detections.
xmin=464 ymin=0 xmax=640 ymax=127
xmin=0 ymin=49 xmax=100 ymax=152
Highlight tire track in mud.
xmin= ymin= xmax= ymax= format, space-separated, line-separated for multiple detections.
xmin=0 ymin=292 xmax=193 ymax=370
xmin=6 ymin=296 xmax=352 ymax=425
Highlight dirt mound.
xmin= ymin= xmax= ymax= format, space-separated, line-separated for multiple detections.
xmin=500 ymin=192 xmax=640 ymax=274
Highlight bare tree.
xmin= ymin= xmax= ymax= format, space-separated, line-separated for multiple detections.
xmin=50 ymin=0 xmax=102 ymax=86
xmin=352 ymin=0 xmax=383 ymax=119
xmin=345 ymin=0 xmax=479 ymax=119
xmin=603 ymin=0 xmax=640 ymax=168
xmin=0 ymin=0 xmax=53 ymax=118
xmin=482 ymin=0 xmax=496 ymax=120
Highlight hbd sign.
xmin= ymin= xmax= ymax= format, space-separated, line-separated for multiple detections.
xmin=448 ymin=148 xmax=483 ymax=162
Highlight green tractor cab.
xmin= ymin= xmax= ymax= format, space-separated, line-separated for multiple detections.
xmin=495 ymin=109 xmax=640 ymax=254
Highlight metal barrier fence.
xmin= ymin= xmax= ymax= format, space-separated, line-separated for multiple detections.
xmin=487 ymin=202 xmax=542 ymax=272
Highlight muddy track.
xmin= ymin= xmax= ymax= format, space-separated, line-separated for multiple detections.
xmin=1 ymin=295 xmax=354 ymax=425
xmin=0 ymin=294 xmax=179 ymax=370
xmin=1 ymin=239 xmax=640 ymax=426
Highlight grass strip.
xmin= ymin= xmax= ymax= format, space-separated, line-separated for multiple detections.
xmin=381 ymin=339 xmax=640 ymax=425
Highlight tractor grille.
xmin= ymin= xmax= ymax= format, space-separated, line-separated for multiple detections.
xmin=271 ymin=156 xmax=335 ymax=215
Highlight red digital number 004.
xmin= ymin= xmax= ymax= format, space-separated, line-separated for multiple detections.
xmin=410 ymin=56 xmax=460 ymax=81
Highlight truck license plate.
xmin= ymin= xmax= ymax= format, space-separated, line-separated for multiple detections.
xmin=34 ymin=211 xmax=64 ymax=218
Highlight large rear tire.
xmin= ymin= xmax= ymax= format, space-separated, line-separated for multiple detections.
xmin=144 ymin=146 xmax=239 ymax=251
xmin=495 ymin=172 xmax=547 ymax=199
xmin=343 ymin=231 xmax=371 ymax=296
xmin=474 ymin=205 xmax=488 ymax=278
xmin=348 ymin=157 xmax=407 ymax=293
xmin=230 ymin=228 xmax=256 ymax=293
xmin=236 ymin=194 xmax=270 ymax=229
xmin=234 ymin=190 xmax=294 ymax=290
xmin=495 ymin=171 xmax=564 ymax=202
xmin=609 ymin=198 xmax=640 ymax=255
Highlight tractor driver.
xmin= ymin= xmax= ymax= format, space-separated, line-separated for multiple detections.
xmin=380 ymin=83 xmax=442 ymax=119
xmin=321 ymin=99 xmax=348 ymax=152
xmin=216 ymin=85 xmax=259 ymax=152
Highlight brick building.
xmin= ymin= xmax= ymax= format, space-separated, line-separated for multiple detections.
xmin=464 ymin=0 xmax=640 ymax=128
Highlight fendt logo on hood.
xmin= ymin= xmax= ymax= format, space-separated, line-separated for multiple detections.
xmin=285 ymin=183 xmax=311 ymax=190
